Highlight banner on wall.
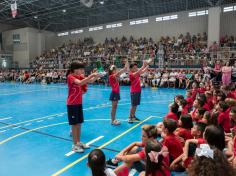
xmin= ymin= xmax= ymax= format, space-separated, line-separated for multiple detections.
xmin=11 ymin=1 xmax=17 ymax=18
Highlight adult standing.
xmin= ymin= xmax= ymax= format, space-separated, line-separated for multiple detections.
xmin=222 ymin=61 xmax=232 ymax=86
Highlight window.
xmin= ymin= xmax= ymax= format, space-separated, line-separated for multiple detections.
xmin=155 ymin=14 xmax=178 ymax=22
xmin=189 ymin=12 xmax=197 ymax=17
xmin=13 ymin=34 xmax=20 ymax=44
xmin=106 ymin=23 xmax=123 ymax=29
xmin=89 ymin=26 xmax=103 ymax=31
xmin=130 ymin=18 xmax=149 ymax=25
xmin=71 ymin=30 xmax=83 ymax=34
xmin=223 ymin=6 xmax=234 ymax=12
xmin=57 ymin=32 xmax=69 ymax=37
xmin=189 ymin=10 xmax=208 ymax=17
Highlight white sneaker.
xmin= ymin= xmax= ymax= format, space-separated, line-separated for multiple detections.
xmin=72 ymin=144 xmax=84 ymax=153
xmin=78 ymin=142 xmax=90 ymax=149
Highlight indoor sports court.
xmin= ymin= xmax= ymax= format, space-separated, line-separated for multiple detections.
xmin=0 ymin=83 xmax=184 ymax=176
xmin=1 ymin=0 xmax=236 ymax=176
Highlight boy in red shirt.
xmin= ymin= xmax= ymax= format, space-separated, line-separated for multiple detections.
xmin=129 ymin=61 xmax=149 ymax=123
xmin=186 ymin=90 xmax=193 ymax=110
xmin=217 ymin=101 xmax=231 ymax=133
xmin=67 ymin=62 xmax=99 ymax=153
xmin=165 ymin=103 xmax=179 ymax=122
xmin=175 ymin=114 xmax=193 ymax=143
xmin=162 ymin=118 xmax=183 ymax=163
xmin=182 ymin=122 xmax=207 ymax=161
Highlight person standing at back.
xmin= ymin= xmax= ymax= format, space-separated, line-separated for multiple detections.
xmin=129 ymin=61 xmax=149 ymax=123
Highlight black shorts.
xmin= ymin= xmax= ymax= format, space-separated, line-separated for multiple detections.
xmin=67 ymin=104 xmax=84 ymax=125
xmin=131 ymin=92 xmax=141 ymax=106
xmin=109 ymin=92 xmax=120 ymax=101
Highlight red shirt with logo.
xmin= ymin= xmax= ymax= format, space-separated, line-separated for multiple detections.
xmin=129 ymin=72 xmax=141 ymax=93
xmin=67 ymin=74 xmax=85 ymax=105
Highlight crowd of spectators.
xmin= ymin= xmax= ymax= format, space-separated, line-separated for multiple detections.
xmin=31 ymin=33 xmax=217 ymax=69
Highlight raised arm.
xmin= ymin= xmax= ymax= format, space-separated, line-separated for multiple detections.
xmin=73 ymin=73 xmax=98 ymax=86
xmin=132 ymin=61 xmax=148 ymax=77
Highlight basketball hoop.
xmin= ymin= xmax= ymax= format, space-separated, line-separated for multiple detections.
xmin=11 ymin=0 xmax=17 ymax=18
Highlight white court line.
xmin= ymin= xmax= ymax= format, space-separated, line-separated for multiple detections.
xmin=12 ymin=126 xmax=21 ymax=129
xmin=0 ymin=88 xmax=59 ymax=96
xmin=37 ymin=120 xmax=44 ymax=123
xmin=65 ymin=136 xmax=104 ymax=157
xmin=0 ymin=117 xmax=12 ymax=121
xmin=0 ymin=130 xmax=7 ymax=133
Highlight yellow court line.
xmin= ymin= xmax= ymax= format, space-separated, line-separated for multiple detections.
xmin=51 ymin=115 xmax=155 ymax=176
xmin=0 ymin=112 xmax=67 ymax=130
xmin=0 ymin=122 xmax=68 ymax=145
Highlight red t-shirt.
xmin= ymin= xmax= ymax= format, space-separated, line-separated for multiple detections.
xmin=186 ymin=97 xmax=193 ymax=109
xmin=191 ymin=108 xmax=198 ymax=122
xmin=181 ymin=105 xmax=189 ymax=115
xmin=203 ymin=103 xmax=210 ymax=111
xmin=109 ymin=74 xmax=120 ymax=93
xmin=165 ymin=112 xmax=178 ymax=121
xmin=227 ymin=91 xmax=236 ymax=100
xmin=218 ymin=109 xmax=231 ymax=133
xmin=162 ymin=133 xmax=183 ymax=160
xmin=206 ymin=96 xmax=214 ymax=110
xmin=191 ymin=89 xmax=198 ymax=100
xmin=66 ymin=74 xmax=84 ymax=105
xmin=175 ymin=128 xmax=193 ymax=141
xmin=197 ymin=138 xmax=206 ymax=145
xmin=129 ymin=72 xmax=141 ymax=93
xmin=198 ymin=87 xmax=206 ymax=94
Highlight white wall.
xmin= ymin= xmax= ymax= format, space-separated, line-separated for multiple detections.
xmin=221 ymin=12 xmax=236 ymax=36
xmin=2 ymin=27 xmax=55 ymax=68
xmin=54 ymin=11 xmax=208 ymax=47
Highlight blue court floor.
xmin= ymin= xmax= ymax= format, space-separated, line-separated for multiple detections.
xmin=0 ymin=83 xmax=185 ymax=176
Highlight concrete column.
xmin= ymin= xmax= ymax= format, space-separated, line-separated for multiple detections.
xmin=208 ymin=7 xmax=221 ymax=47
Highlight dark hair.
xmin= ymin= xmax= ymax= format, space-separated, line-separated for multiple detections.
xmin=187 ymin=90 xmax=192 ymax=95
xmin=197 ymin=107 xmax=206 ymax=117
xmin=88 ymin=149 xmax=106 ymax=176
xmin=204 ymin=125 xmax=225 ymax=151
xmin=180 ymin=99 xmax=187 ymax=107
xmin=170 ymin=103 xmax=179 ymax=114
xmin=203 ymin=111 xmax=211 ymax=124
xmin=180 ymin=114 xmax=193 ymax=129
xmin=218 ymin=101 xmax=229 ymax=112
xmin=145 ymin=140 xmax=167 ymax=176
xmin=217 ymin=92 xmax=226 ymax=101
xmin=142 ymin=125 xmax=158 ymax=139
xmin=163 ymin=118 xmax=177 ymax=133
xmin=210 ymin=111 xmax=219 ymax=126
xmin=175 ymin=95 xmax=184 ymax=102
xmin=197 ymin=94 xmax=207 ymax=104
xmin=195 ymin=122 xmax=207 ymax=133
xmin=188 ymin=148 xmax=236 ymax=176
xmin=129 ymin=63 xmax=138 ymax=69
xmin=196 ymin=98 xmax=205 ymax=107
xmin=66 ymin=61 xmax=85 ymax=77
